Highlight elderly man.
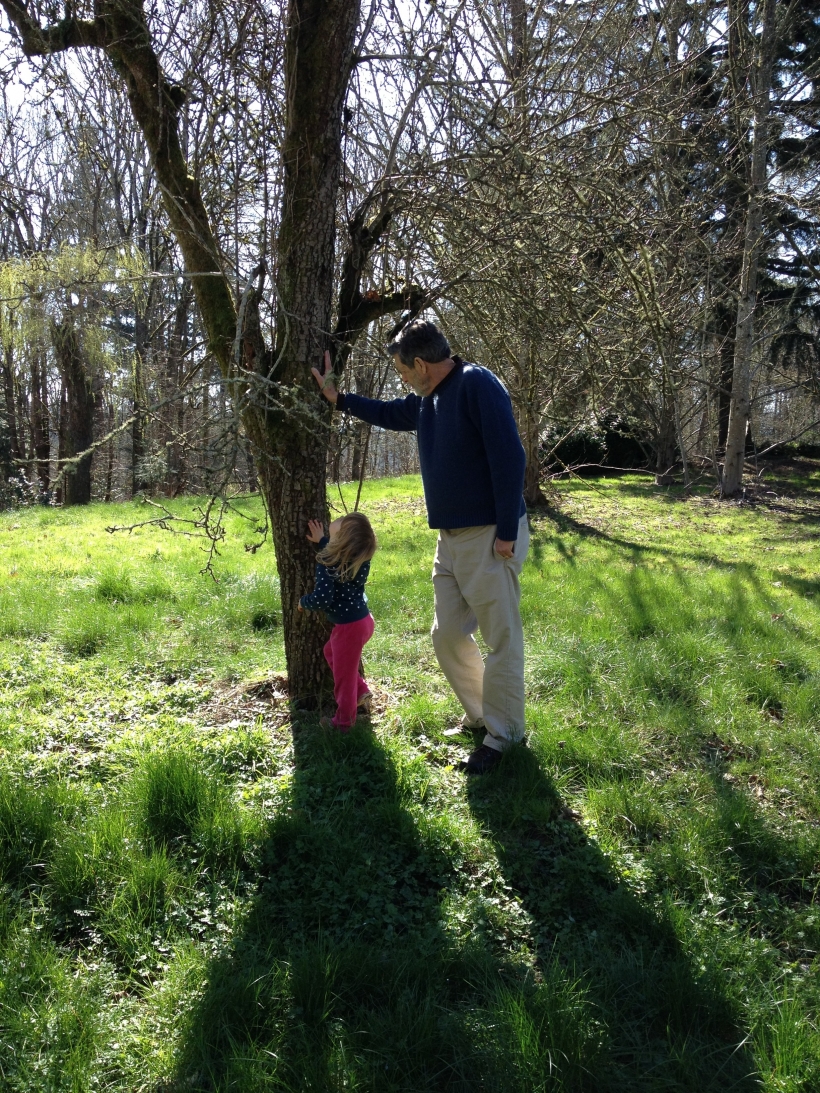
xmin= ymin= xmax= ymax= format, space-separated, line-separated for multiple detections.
xmin=312 ymin=320 xmax=529 ymax=774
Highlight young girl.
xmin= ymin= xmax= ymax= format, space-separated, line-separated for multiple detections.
xmin=299 ymin=512 xmax=377 ymax=731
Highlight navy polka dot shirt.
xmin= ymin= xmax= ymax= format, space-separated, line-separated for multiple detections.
xmin=299 ymin=536 xmax=371 ymax=624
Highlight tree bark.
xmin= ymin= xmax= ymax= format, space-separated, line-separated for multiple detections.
xmin=30 ymin=355 xmax=50 ymax=491
xmin=514 ymin=345 xmax=548 ymax=506
xmin=655 ymin=370 xmax=678 ymax=485
xmin=350 ymin=423 xmax=365 ymax=483
xmin=55 ymin=380 xmax=67 ymax=505
xmin=166 ymin=290 xmax=189 ymax=496
xmin=104 ymin=400 xmax=115 ymax=502
xmin=722 ymin=0 xmax=778 ymax=497
xmin=131 ymin=311 xmax=149 ymax=496
xmin=1 ymin=346 xmax=22 ymax=466
xmin=52 ymin=317 xmax=95 ymax=506
xmin=715 ymin=303 xmax=736 ymax=451
xmin=253 ymin=0 xmax=362 ymax=701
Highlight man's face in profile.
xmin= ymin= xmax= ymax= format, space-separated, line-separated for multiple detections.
xmin=393 ymin=354 xmax=425 ymax=395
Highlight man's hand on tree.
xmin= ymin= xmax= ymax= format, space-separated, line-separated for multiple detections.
xmin=306 ymin=519 xmax=325 ymax=543
xmin=311 ymin=350 xmax=338 ymax=403
xmin=495 ymin=538 xmax=515 ymax=559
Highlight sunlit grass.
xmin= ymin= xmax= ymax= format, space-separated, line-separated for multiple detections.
xmin=1 ymin=471 xmax=819 ymax=1090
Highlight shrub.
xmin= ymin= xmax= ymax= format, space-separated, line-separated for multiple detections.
xmin=542 ymin=415 xmax=648 ymax=475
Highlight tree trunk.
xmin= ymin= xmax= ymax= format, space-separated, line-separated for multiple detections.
xmin=30 ymin=355 xmax=50 ymax=491
xmin=104 ymin=400 xmax=115 ymax=502
xmin=254 ymin=0 xmax=362 ymax=701
xmin=722 ymin=0 xmax=777 ymax=498
xmin=655 ymin=368 xmax=678 ymax=485
xmin=167 ymin=291 xmax=189 ymax=496
xmin=350 ymin=421 xmax=366 ymax=483
xmin=131 ymin=311 xmax=149 ymax=496
xmin=1 ymin=346 xmax=22 ymax=466
xmin=516 ymin=344 xmax=548 ymax=507
xmin=522 ymin=413 xmax=547 ymax=505
xmin=55 ymin=380 xmax=67 ymax=505
xmin=715 ymin=303 xmax=736 ymax=451
xmin=52 ymin=317 xmax=95 ymax=506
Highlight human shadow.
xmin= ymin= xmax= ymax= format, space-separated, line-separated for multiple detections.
xmin=465 ymin=746 xmax=760 ymax=1092
xmin=169 ymin=718 xmax=610 ymax=1091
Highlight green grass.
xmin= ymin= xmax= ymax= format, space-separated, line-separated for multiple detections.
xmin=1 ymin=472 xmax=820 ymax=1090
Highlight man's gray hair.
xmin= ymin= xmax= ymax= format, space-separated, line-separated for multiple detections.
xmin=387 ymin=320 xmax=451 ymax=367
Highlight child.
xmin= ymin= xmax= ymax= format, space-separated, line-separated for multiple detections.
xmin=298 ymin=512 xmax=377 ymax=731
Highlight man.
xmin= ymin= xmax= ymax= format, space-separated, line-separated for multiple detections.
xmin=312 ymin=320 xmax=529 ymax=774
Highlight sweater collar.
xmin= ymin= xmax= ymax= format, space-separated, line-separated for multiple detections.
xmin=427 ymin=355 xmax=464 ymax=398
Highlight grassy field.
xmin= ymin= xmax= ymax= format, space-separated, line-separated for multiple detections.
xmin=1 ymin=468 xmax=819 ymax=1092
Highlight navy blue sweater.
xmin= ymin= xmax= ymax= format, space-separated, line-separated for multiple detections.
xmin=337 ymin=358 xmax=526 ymax=541
xmin=299 ymin=537 xmax=371 ymax=624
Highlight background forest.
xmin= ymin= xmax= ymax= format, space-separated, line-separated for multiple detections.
xmin=1 ymin=0 xmax=819 ymax=510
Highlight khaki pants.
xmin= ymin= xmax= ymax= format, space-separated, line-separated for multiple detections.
xmin=431 ymin=513 xmax=529 ymax=752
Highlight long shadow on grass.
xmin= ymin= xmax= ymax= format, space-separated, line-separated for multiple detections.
xmin=702 ymin=761 xmax=820 ymax=944
xmin=539 ymin=504 xmax=820 ymax=573
xmin=466 ymin=746 xmax=760 ymax=1093
xmin=171 ymin=721 xmax=603 ymax=1091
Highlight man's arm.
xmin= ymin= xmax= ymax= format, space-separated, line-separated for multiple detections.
xmin=466 ymin=370 xmax=526 ymax=548
xmin=312 ymin=351 xmax=419 ymax=432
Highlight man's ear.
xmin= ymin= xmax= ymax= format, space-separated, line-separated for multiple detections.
xmin=413 ymin=356 xmax=427 ymax=373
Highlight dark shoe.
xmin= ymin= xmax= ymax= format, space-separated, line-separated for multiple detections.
xmin=461 ymin=744 xmax=504 ymax=775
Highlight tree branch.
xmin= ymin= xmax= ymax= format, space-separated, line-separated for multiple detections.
xmin=0 ymin=1 xmax=106 ymax=55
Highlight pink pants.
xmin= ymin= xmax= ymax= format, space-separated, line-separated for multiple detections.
xmin=323 ymin=614 xmax=375 ymax=729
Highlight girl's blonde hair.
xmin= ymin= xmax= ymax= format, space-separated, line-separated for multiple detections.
xmin=317 ymin=512 xmax=377 ymax=581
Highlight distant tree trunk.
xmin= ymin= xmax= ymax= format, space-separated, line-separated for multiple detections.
xmin=722 ymin=0 xmax=777 ymax=498
xmin=104 ymin=400 xmax=115 ymax=502
xmin=56 ymin=380 xmax=67 ymax=505
xmin=715 ymin=303 xmax=736 ymax=451
xmin=52 ymin=317 xmax=95 ymax=506
xmin=30 ymin=355 xmax=50 ymax=490
xmin=201 ymin=363 xmax=210 ymax=488
xmin=655 ymin=369 xmax=678 ymax=485
xmin=522 ymin=419 xmax=546 ymax=506
xmin=1 ymin=347 xmax=22 ymax=466
xmin=350 ymin=422 xmax=366 ymax=483
xmin=243 ymin=435 xmax=257 ymax=492
xmin=167 ymin=291 xmax=189 ymax=496
xmin=131 ymin=312 xmax=149 ymax=496
xmin=517 ymin=345 xmax=548 ymax=506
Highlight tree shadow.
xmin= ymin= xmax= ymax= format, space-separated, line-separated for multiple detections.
xmin=529 ymin=511 xmax=817 ymax=655
xmin=168 ymin=719 xmax=606 ymax=1091
xmin=465 ymin=746 xmax=760 ymax=1092
xmin=701 ymin=758 xmax=820 ymax=940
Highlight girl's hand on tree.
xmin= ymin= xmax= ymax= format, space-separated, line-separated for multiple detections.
xmin=306 ymin=519 xmax=325 ymax=543
xmin=311 ymin=350 xmax=338 ymax=403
